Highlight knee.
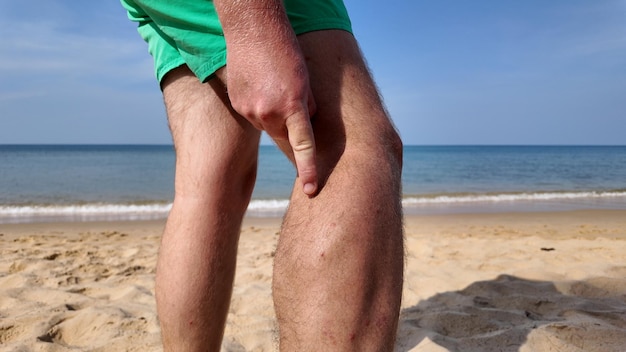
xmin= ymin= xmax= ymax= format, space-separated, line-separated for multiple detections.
xmin=236 ymin=158 xmax=258 ymax=205
xmin=173 ymin=149 xmax=258 ymax=215
xmin=385 ymin=127 xmax=403 ymax=171
xmin=370 ymin=124 xmax=404 ymax=177
xmin=215 ymin=154 xmax=258 ymax=213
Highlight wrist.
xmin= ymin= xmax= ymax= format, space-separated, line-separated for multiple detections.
xmin=215 ymin=0 xmax=293 ymax=45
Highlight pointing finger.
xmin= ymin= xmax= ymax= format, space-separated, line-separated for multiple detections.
xmin=285 ymin=110 xmax=318 ymax=196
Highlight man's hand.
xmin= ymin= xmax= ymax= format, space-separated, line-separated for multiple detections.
xmin=214 ymin=1 xmax=318 ymax=196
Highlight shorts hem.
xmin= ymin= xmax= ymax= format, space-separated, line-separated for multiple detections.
xmin=157 ymin=51 xmax=227 ymax=84
xmin=156 ymin=59 xmax=186 ymax=83
xmin=195 ymin=50 xmax=227 ymax=83
xmin=293 ymin=19 xmax=353 ymax=36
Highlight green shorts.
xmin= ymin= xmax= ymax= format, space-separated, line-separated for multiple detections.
xmin=121 ymin=0 xmax=353 ymax=83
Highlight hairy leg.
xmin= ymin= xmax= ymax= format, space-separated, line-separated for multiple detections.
xmin=156 ymin=66 xmax=261 ymax=351
xmin=273 ymin=31 xmax=404 ymax=351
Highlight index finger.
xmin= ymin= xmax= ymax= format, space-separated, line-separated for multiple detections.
xmin=285 ymin=111 xmax=318 ymax=196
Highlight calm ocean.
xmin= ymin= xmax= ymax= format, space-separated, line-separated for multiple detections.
xmin=1 ymin=145 xmax=625 ymax=223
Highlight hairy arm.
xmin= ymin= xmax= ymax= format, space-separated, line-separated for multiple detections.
xmin=214 ymin=0 xmax=318 ymax=196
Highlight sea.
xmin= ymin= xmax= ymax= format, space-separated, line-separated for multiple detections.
xmin=1 ymin=145 xmax=625 ymax=224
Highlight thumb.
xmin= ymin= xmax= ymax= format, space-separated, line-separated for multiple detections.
xmin=285 ymin=110 xmax=318 ymax=196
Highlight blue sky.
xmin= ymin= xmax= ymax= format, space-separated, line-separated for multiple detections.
xmin=1 ymin=1 xmax=625 ymax=145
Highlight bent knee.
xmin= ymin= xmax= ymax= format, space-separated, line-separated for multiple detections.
xmin=173 ymin=152 xmax=258 ymax=212
xmin=365 ymin=124 xmax=404 ymax=173
xmin=384 ymin=126 xmax=403 ymax=170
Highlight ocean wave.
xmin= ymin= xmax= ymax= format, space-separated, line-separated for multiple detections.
xmin=0 ymin=200 xmax=292 ymax=223
xmin=0 ymin=203 xmax=173 ymax=223
xmin=247 ymin=199 xmax=290 ymax=211
xmin=245 ymin=199 xmax=290 ymax=217
xmin=402 ymin=190 xmax=626 ymax=205
xmin=1 ymin=190 xmax=625 ymax=223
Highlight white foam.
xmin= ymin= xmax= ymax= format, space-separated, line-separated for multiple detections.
xmin=245 ymin=199 xmax=290 ymax=217
xmin=247 ymin=199 xmax=290 ymax=210
xmin=1 ymin=191 xmax=624 ymax=223
xmin=0 ymin=203 xmax=173 ymax=223
xmin=0 ymin=200 xmax=292 ymax=223
xmin=402 ymin=190 xmax=626 ymax=205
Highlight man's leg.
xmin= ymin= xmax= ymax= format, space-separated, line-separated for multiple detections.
xmin=273 ymin=30 xmax=404 ymax=351
xmin=156 ymin=66 xmax=261 ymax=351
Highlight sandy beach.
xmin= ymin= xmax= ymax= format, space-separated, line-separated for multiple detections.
xmin=1 ymin=210 xmax=625 ymax=351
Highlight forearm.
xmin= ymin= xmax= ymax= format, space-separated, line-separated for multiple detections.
xmin=214 ymin=0 xmax=297 ymax=47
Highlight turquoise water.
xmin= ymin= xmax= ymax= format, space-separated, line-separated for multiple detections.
xmin=1 ymin=145 xmax=625 ymax=223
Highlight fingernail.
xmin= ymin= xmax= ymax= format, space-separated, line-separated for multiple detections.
xmin=303 ymin=182 xmax=317 ymax=195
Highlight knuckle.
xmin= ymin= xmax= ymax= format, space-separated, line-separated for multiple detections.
xmin=230 ymin=99 xmax=253 ymax=117
xmin=291 ymin=138 xmax=314 ymax=153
